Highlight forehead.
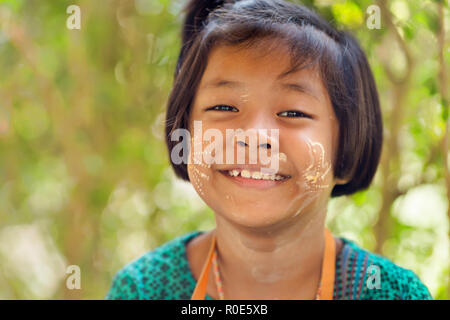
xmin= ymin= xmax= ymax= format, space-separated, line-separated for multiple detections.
xmin=205 ymin=42 xmax=289 ymax=75
xmin=201 ymin=42 xmax=321 ymax=83
xmin=197 ymin=41 xmax=329 ymax=104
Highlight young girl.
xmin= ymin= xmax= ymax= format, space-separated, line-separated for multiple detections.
xmin=106 ymin=0 xmax=432 ymax=300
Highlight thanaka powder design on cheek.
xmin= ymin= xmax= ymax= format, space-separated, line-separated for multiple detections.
xmin=239 ymin=88 xmax=250 ymax=103
xmin=188 ymin=136 xmax=213 ymax=197
xmin=282 ymin=139 xmax=333 ymax=219
xmin=303 ymin=139 xmax=331 ymax=191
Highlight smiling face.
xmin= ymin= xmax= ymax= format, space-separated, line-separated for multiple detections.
xmin=187 ymin=41 xmax=345 ymax=230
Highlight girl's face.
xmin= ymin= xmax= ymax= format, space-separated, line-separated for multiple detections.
xmin=187 ymin=42 xmax=346 ymax=229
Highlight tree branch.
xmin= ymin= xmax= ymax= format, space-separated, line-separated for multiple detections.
xmin=374 ymin=0 xmax=415 ymax=253
xmin=378 ymin=0 xmax=414 ymax=83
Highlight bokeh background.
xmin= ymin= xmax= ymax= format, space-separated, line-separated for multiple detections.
xmin=0 ymin=0 xmax=448 ymax=300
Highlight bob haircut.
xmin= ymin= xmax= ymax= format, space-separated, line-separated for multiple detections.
xmin=165 ymin=0 xmax=383 ymax=197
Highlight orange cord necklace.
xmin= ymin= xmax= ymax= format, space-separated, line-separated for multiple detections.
xmin=191 ymin=228 xmax=336 ymax=300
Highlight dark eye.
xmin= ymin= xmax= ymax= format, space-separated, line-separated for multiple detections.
xmin=277 ymin=110 xmax=312 ymax=118
xmin=206 ymin=105 xmax=239 ymax=112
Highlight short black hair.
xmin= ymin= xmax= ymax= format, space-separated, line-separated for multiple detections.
xmin=165 ymin=0 xmax=383 ymax=197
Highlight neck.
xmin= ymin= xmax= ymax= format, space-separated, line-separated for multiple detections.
xmin=212 ymin=208 xmax=328 ymax=300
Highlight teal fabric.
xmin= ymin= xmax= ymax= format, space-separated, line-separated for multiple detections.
xmin=105 ymin=231 xmax=433 ymax=300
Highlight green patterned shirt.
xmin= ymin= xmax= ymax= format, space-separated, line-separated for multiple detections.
xmin=105 ymin=231 xmax=433 ymax=300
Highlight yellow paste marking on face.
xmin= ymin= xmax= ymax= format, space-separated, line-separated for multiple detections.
xmin=189 ymin=137 xmax=214 ymax=197
xmin=303 ymin=139 xmax=331 ymax=191
xmin=281 ymin=140 xmax=332 ymax=219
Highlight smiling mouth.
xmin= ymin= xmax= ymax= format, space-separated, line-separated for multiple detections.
xmin=218 ymin=168 xmax=291 ymax=188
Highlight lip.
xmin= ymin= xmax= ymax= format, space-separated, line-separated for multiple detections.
xmin=218 ymin=170 xmax=290 ymax=189
xmin=216 ymin=165 xmax=291 ymax=178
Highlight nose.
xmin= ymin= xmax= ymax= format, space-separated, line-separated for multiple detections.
xmin=236 ymin=140 xmax=271 ymax=149
xmin=236 ymin=110 xmax=278 ymax=148
xmin=232 ymin=125 xmax=279 ymax=169
xmin=233 ymin=127 xmax=279 ymax=157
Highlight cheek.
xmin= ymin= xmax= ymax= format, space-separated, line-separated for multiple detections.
xmin=187 ymin=135 xmax=213 ymax=198
xmin=286 ymin=134 xmax=335 ymax=193
xmin=301 ymin=138 xmax=334 ymax=191
xmin=276 ymin=135 xmax=335 ymax=218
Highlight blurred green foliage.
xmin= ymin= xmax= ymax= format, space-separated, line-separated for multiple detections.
xmin=0 ymin=0 xmax=448 ymax=299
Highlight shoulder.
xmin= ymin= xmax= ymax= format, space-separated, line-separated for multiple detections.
xmin=336 ymin=237 xmax=433 ymax=300
xmin=105 ymin=231 xmax=201 ymax=300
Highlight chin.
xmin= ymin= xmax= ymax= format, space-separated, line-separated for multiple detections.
xmin=215 ymin=203 xmax=295 ymax=230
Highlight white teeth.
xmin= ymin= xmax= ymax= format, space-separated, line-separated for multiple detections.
xmin=241 ymin=169 xmax=251 ymax=178
xmin=251 ymin=171 xmax=262 ymax=179
xmin=226 ymin=169 xmax=286 ymax=181
xmin=262 ymin=173 xmax=272 ymax=180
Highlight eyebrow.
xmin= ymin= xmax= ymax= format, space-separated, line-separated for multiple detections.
xmin=199 ymin=71 xmax=321 ymax=101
